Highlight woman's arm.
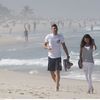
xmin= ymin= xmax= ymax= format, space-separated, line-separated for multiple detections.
xmin=92 ymin=39 xmax=97 ymax=50
xmin=80 ymin=47 xmax=83 ymax=62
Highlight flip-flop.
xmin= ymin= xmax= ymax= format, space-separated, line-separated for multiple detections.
xmin=63 ymin=59 xmax=73 ymax=71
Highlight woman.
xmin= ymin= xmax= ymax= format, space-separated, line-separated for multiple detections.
xmin=79 ymin=34 xmax=96 ymax=94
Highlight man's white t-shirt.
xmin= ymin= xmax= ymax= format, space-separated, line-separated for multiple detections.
xmin=45 ymin=33 xmax=65 ymax=58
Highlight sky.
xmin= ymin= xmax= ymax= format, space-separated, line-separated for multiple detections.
xmin=0 ymin=0 xmax=100 ymax=19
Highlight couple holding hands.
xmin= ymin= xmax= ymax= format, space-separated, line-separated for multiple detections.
xmin=43 ymin=24 xmax=96 ymax=93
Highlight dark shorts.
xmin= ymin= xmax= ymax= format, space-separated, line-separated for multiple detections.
xmin=48 ymin=57 xmax=62 ymax=71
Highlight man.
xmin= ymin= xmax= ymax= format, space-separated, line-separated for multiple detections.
xmin=43 ymin=24 xmax=70 ymax=91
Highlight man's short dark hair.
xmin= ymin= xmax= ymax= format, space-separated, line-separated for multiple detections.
xmin=51 ymin=24 xmax=58 ymax=30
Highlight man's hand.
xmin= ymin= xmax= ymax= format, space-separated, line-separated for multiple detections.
xmin=43 ymin=42 xmax=52 ymax=51
xmin=47 ymin=46 xmax=52 ymax=50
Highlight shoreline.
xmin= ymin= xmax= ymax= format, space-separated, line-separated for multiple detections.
xmin=0 ymin=69 xmax=100 ymax=99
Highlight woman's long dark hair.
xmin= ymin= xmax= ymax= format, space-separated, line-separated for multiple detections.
xmin=80 ymin=34 xmax=93 ymax=48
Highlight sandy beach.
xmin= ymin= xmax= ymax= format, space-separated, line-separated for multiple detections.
xmin=0 ymin=0 xmax=100 ymax=99
xmin=0 ymin=23 xmax=99 ymax=99
xmin=0 ymin=69 xmax=99 ymax=99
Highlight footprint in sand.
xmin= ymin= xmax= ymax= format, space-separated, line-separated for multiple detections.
xmin=34 ymin=93 xmax=45 ymax=98
xmin=38 ymin=96 xmax=45 ymax=98
xmin=29 ymin=91 xmax=33 ymax=94
xmin=0 ymin=83 xmax=5 ymax=85
xmin=8 ymin=90 xmax=12 ymax=94
xmin=19 ymin=92 xmax=25 ymax=95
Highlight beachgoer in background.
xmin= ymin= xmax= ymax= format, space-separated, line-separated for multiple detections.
xmin=24 ymin=27 xmax=28 ymax=41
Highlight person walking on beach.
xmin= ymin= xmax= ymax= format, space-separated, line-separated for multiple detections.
xmin=24 ymin=28 xmax=28 ymax=41
xmin=79 ymin=34 xmax=96 ymax=94
xmin=43 ymin=24 xmax=70 ymax=91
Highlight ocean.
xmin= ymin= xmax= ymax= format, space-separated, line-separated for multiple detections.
xmin=0 ymin=29 xmax=100 ymax=81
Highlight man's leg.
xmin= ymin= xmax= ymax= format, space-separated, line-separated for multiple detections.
xmin=50 ymin=71 xmax=56 ymax=82
xmin=55 ymin=70 xmax=60 ymax=91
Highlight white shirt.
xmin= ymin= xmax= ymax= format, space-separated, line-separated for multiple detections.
xmin=45 ymin=33 xmax=65 ymax=58
xmin=84 ymin=46 xmax=90 ymax=50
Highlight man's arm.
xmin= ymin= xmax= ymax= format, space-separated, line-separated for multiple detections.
xmin=61 ymin=42 xmax=70 ymax=60
xmin=43 ymin=42 xmax=52 ymax=50
xmin=43 ymin=42 xmax=48 ymax=49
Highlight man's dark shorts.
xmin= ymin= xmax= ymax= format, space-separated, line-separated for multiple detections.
xmin=48 ymin=57 xmax=62 ymax=71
